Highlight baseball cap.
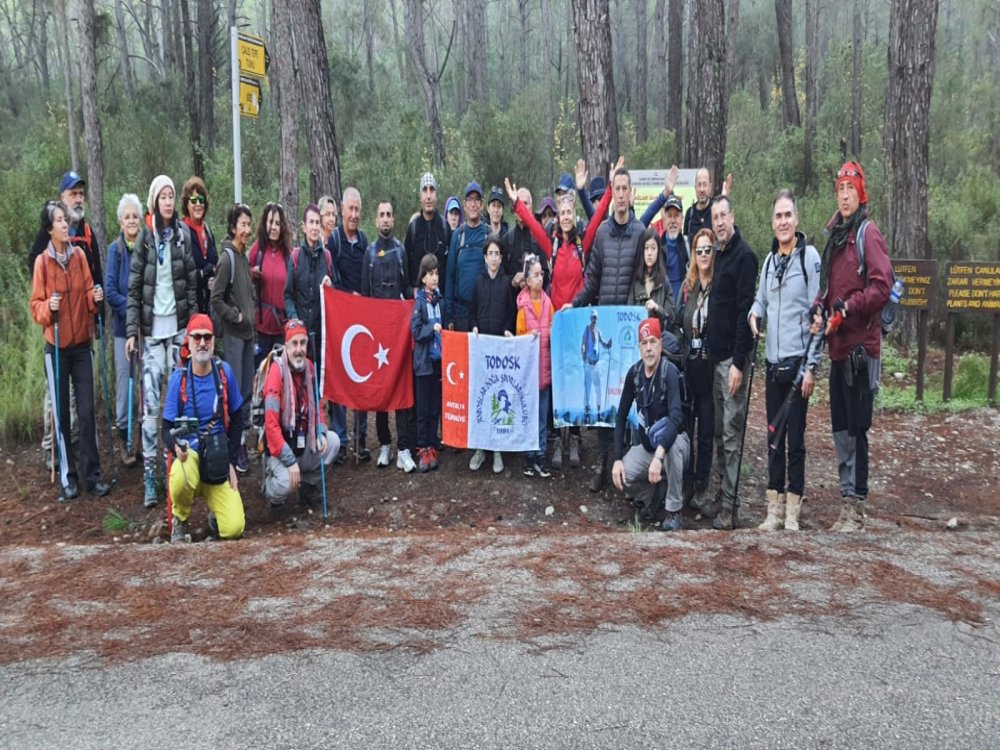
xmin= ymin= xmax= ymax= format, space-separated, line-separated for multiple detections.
xmin=445 ymin=197 xmax=461 ymax=214
xmin=536 ymin=196 xmax=557 ymax=217
xmin=487 ymin=186 xmax=504 ymax=206
xmin=464 ymin=181 xmax=483 ymax=199
xmin=556 ymin=173 xmax=574 ymax=193
xmin=664 ymin=194 xmax=683 ymax=212
xmin=60 ymin=171 xmax=85 ymax=192
xmin=589 ymin=176 xmax=606 ymax=202
xmin=419 ymin=172 xmax=437 ymax=191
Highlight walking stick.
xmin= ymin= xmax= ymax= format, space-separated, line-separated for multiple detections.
xmin=732 ymin=335 xmax=759 ymax=511
xmin=52 ymin=303 xmax=66 ymax=502
xmin=767 ymin=331 xmax=820 ymax=451
xmin=126 ymin=348 xmax=136 ymax=459
xmin=309 ymin=332 xmax=329 ymax=518
xmin=95 ymin=297 xmax=118 ymax=485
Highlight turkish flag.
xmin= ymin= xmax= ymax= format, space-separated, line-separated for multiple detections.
xmin=321 ymin=288 xmax=415 ymax=411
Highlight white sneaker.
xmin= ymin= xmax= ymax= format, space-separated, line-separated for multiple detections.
xmin=377 ymin=444 xmax=392 ymax=467
xmin=469 ymin=449 xmax=486 ymax=471
xmin=493 ymin=451 xmax=504 ymax=474
xmin=396 ymin=448 xmax=416 ymax=473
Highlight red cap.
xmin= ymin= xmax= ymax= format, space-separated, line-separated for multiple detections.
xmin=835 ymin=161 xmax=868 ymax=204
xmin=285 ymin=319 xmax=308 ymax=343
xmin=187 ymin=313 xmax=214 ymax=335
xmin=638 ymin=317 xmax=661 ymax=342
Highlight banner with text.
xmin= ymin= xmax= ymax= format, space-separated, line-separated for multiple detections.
xmin=441 ymin=331 xmax=539 ymax=451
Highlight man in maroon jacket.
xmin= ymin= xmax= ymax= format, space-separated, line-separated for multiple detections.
xmin=811 ymin=162 xmax=891 ymax=532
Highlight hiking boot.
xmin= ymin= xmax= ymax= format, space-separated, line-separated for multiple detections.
xmin=492 ymin=451 xmax=504 ymax=474
xmin=120 ymin=434 xmax=137 ymax=468
xmin=690 ymin=490 xmax=721 ymax=519
xmin=143 ymin=467 xmax=157 ymax=508
xmin=533 ymin=460 xmax=551 ymax=479
xmin=469 ymin=449 xmax=486 ymax=471
xmin=207 ymin=511 xmax=219 ymax=535
xmin=550 ymin=436 xmax=564 ymax=470
xmin=588 ymin=454 xmax=608 ymax=493
xmin=568 ymin=435 xmax=581 ymax=468
xmin=170 ymin=516 xmax=190 ymax=543
xmin=417 ymin=448 xmax=432 ymax=473
xmin=396 ymin=448 xmax=416 ymax=473
xmin=428 ymin=447 xmax=439 ymax=470
xmin=235 ymin=445 xmax=250 ymax=474
xmin=660 ymin=510 xmax=683 ymax=532
xmin=377 ymin=444 xmax=392 ymax=467
xmin=522 ymin=458 xmax=536 ymax=477
xmin=63 ymin=483 xmax=80 ymax=500
xmin=829 ymin=498 xmax=852 ymax=532
xmin=838 ymin=496 xmax=866 ymax=532
xmin=333 ymin=446 xmax=347 ymax=466
xmin=87 ymin=480 xmax=111 ymax=498
xmin=713 ymin=506 xmax=739 ymax=530
xmin=355 ymin=446 xmax=372 ymax=463
xmin=757 ymin=489 xmax=785 ymax=531
xmin=784 ymin=493 xmax=802 ymax=531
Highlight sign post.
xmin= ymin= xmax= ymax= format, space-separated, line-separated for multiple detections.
xmin=892 ymin=259 xmax=937 ymax=400
xmin=231 ymin=28 xmax=269 ymax=203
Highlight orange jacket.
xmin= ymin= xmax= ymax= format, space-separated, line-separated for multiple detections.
xmin=30 ymin=245 xmax=97 ymax=348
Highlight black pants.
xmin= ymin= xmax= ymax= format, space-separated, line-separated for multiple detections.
xmin=688 ymin=387 xmax=714 ymax=482
xmin=415 ymin=362 xmax=442 ymax=449
xmin=45 ymin=342 xmax=101 ymax=490
xmin=765 ymin=372 xmax=808 ymax=495
xmin=376 ymin=409 xmax=411 ymax=451
xmin=829 ymin=355 xmax=874 ymax=498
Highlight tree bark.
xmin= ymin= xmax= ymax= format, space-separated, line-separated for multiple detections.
xmin=667 ymin=0 xmax=683 ymax=158
xmin=363 ymin=0 xmax=375 ymax=95
xmin=803 ymin=0 xmax=818 ymax=188
xmin=77 ymin=0 xmax=107 ymax=257
xmin=292 ymin=0 xmax=342 ymax=200
xmin=685 ymin=0 xmax=728 ymax=193
xmin=198 ymin=0 xmax=216 ymax=150
xmin=851 ymin=0 xmax=863 ymax=156
xmin=271 ymin=0 xmax=300 ymax=240
xmin=654 ymin=0 xmax=666 ymax=131
xmin=404 ymin=0 xmax=447 ymax=167
xmin=517 ymin=0 xmax=530 ymax=86
xmin=388 ymin=0 xmax=409 ymax=87
xmin=58 ymin=0 xmax=79 ymax=172
xmin=113 ymin=0 xmax=135 ymax=101
xmin=775 ymin=0 xmax=800 ymax=128
xmin=466 ymin=0 xmax=487 ymax=101
xmin=541 ymin=0 xmax=554 ymax=188
xmin=179 ymin=0 xmax=203 ymax=177
xmin=635 ymin=0 xmax=648 ymax=144
xmin=572 ymin=0 xmax=619 ymax=175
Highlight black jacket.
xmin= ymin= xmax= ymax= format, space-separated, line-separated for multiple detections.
xmin=615 ymin=356 xmax=685 ymax=459
xmin=469 ymin=269 xmax=516 ymax=336
xmin=405 ymin=211 xmax=451 ymax=289
xmin=706 ymin=227 xmax=758 ymax=369
xmin=574 ymin=215 xmax=644 ymax=307
xmin=505 ymin=223 xmax=551 ymax=290
xmin=361 ymin=236 xmax=410 ymax=300
xmin=126 ymin=219 xmax=198 ymax=339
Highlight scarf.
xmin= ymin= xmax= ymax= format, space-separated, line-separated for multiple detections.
xmin=820 ymin=206 xmax=867 ymax=300
xmin=279 ymin=353 xmax=318 ymax=453
xmin=183 ymin=216 xmax=207 ymax=261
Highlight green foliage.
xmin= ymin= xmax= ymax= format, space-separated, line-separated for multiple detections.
xmin=0 ymin=274 xmax=47 ymax=442
xmin=952 ymin=353 xmax=990 ymax=401
xmin=103 ymin=508 xmax=131 ymax=533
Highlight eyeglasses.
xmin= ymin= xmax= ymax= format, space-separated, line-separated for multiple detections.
xmin=836 ymin=168 xmax=863 ymax=180
xmin=695 ymin=245 xmax=714 ymax=256
xmin=465 ymin=195 xmax=482 ymax=203
xmin=188 ymin=195 xmax=206 ymax=205
xmin=190 ymin=332 xmax=214 ymax=343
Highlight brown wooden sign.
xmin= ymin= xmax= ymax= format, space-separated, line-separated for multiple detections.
xmin=945 ymin=261 xmax=1000 ymax=313
xmin=892 ymin=258 xmax=937 ymax=310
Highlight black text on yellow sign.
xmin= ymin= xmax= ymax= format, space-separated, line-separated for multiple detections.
xmin=239 ymin=76 xmax=262 ymax=119
xmin=945 ymin=261 xmax=1000 ymax=313
xmin=237 ymin=32 xmax=269 ymax=79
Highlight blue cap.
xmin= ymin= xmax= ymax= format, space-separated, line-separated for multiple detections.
xmin=589 ymin=176 xmax=606 ymax=202
xmin=60 ymin=171 xmax=85 ymax=192
xmin=464 ymin=181 xmax=483 ymax=199
xmin=445 ymin=196 xmax=461 ymax=214
xmin=556 ymin=173 xmax=574 ymax=193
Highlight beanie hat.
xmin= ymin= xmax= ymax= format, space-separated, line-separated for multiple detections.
xmin=638 ymin=316 xmax=661 ymax=342
xmin=285 ymin=319 xmax=308 ymax=343
xmin=835 ymin=161 xmax=868 ymax=205
xmin=147 ymin=175 xmax=176 ymax=216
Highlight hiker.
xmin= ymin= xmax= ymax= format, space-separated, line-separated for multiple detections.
xmin=749 ymin=190 xmax=821 ymax=532
xmin=444 ymin=181 xmax=488 ymax=333
xmin=411 ymin=253 xmax=444 ymax=473
xmin=627 ymin=226 xmax=680 ymax=336
xmin=179 ymin=176 xmax=218 ymax=314
xmin=212 ymin=203 xmax=256 ymax=475
xmin=162 ymin=313 xmax=245 ymax=542
xmin=249 ymin=202 xmax=292 ymax=365
xmin=30 ymin=200 xmax=109 ymax=498
xmin=810 ymin=162 xmax=891 ymax=532
xmin=612 ymin=316 xmax=690 ymax=531
xmin=261 ymin=319 xmax=339 ymax=512
xmin=516 ymin=258 xmax=554 ymax=478
xmin=126 ymin=174 xmax=198 ymax=508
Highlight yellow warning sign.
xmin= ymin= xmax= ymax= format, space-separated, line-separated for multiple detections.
xmin=239 ymin=76 xmax=262 ymax=119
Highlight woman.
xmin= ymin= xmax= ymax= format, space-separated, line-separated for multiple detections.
xmin=179 ymin=176 xmax=218 ymax=314
xmin=628 ymin=227 xmax=680 ymax=335
xmin=212 ymin=204 xmax=256 ymax=474
xmin=249 ymin=202 xmax=291 ymax=363
xmin=318 ymin=195 xmax=339 ymax=247
xmin=683 ymin=228 xmax=718 ymax=517
xmin=444 ymin=196 xmax=462 ymax=231
xmin=30 ymin=200 xmax=108 ymax=498
xmin=105 ymin=194 xmax=143 ymax=467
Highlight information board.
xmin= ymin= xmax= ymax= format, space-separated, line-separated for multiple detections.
xmin=892 ymin=259 xmax=937 ymax=311
xmin=945 ymin=261 xmax=1000 ymax=313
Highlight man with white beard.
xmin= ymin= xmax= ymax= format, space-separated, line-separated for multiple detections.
xmin=260 ymin=319 xmax=339 ymax=512
xmin=59 ymin=171 xmax=104 ymax=308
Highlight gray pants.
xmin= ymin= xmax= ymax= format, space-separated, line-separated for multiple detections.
xmin=621 ymin=433 xmax=690 ymax=513
xmin=712 ymin=357 xmax=750 ymax=509
xmin=113 ymin=336 xmax=130 ymax=431
xmin=222 ymin=333 xmax=255 ymax=433
xmin=142 ymin=332 xmax=185 ymax=465
xmin=264 ymin=432 xmax=340 ymax=506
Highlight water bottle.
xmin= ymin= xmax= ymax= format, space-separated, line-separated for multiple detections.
xmin=889 ymin=277 xmax=903 ymax=304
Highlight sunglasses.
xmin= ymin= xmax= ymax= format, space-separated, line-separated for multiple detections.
xmin=188 ymin=195 xmax=206 ymax=205
xmin=836 ymin=168 xmax=863 ymax=180
xmin=695 ymin=245 xmax=714 ymax=256
xmin=190 ymin=332 xmax=214 ymax=343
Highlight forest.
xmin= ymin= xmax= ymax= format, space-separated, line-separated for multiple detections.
xmin=0 ymin=0 xmax=998 ymax=439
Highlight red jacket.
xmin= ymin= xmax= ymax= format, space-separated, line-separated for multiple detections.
xmin=263 ymin=356 xmax=327 ymax=459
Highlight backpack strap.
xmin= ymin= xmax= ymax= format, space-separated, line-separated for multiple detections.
xmin=855 ymin=219 xmax=871 ymax=280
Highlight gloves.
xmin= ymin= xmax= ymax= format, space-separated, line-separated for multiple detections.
xmin=809 ymin=302 xmax=825 ymax=321
xmin=832 ymin=298 xmax=847 ymax=318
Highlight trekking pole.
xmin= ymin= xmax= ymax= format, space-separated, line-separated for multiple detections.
xmin=52 ymin=301 xmax=66 ymax=502
xmin=309 ymin=332 xmax=329 ymax=519
xmin=95 ymin=297 xmax=118 ymax=486
xmin=767 ymin=331 xmax=820 ymax=451
xmin=732 ymin=334 xmax=759 ymax=510
xmin=126 ymin=348 xmax=136 ymax=459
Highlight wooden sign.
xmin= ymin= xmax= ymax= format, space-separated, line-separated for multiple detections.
xmin=945 ymin=261 xmax=1000 ymax=313
xmin=891 ymin=258 xmax=937 ymax=310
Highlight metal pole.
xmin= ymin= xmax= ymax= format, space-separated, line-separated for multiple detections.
xmin=231 ymin=26 xmax=242 ymax=203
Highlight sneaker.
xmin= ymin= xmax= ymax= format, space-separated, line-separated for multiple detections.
xmin=550 ymin=437 xmax=563 ymax=470
xmin=356 ymin=446 xmax=372 ymax=463
xmin=143 ymin=468 xmax=157 ymax=508
xmin=660 ymin=510 xmax=683 ymax=532
xmin=428 ymin=447 xmax=439 ymax=470
xmin=396 ymin=448 xmax=416 ymax=473
xmin=522 ymin=458 xmax=535 ymax=477
xmin=235 ymin=445 xmax=250 ymax=474
xmin=417 ymin=448 xmax=432 ymax=473
xmin=690 ymin=491 xmax=721 ymax=519
xmin=333 ymin=446 xmax=347 ymax=466
xmin=568 ymin=435 xmax=581 ymax=468
xmin=377 ymin=444 xmax=392 ymax=468
xmin=492 ymin=452 xmax=504 ymax=474
xmin=87 ymin=480 xmax=111 ymax=498
xmin=533 ymin=460 xmax=551 ymax=479
xmin=170 ymin=516 xmax=189 ymax=543
xmin=469 ymin=449 xmax=486 ymax=471
xmin=63 ymin=483 xmax=80 ymax=500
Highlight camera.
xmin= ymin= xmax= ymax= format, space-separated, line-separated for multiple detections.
xmin=170 ymin=416 xmax=201 ymax=449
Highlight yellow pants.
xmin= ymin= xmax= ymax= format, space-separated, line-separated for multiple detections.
xmin=168 ymin=452 xmax=246 ymax=539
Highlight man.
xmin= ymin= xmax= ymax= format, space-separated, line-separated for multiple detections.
xmin=706 ymin=195 xmax=758 ymax=530
xmin=444 ymin=182 xmax=488 ymax=332
xmin=161 ymin=314 xmax=245 ymax=542
xmin=810 ymin=162 xmax=891 ymax=532
xmin=637 ymin=167 xmax=687 ymax=302
xmin=262 ymin=320 xmax=340 ymax=512
xmin=612 ymin=317 xmax=690 ymax=531
xmin=405 ymin=172 xmax=451 ymax=291
xmin=749 ymin=189 xmax=821 ymax=532
xmin=684 ymin=168 xmax=714 ymax=244
xmin=570 ymin=159 xmax=636 ymax=492
xmin=361 ymin=201 xmax=416 ymax=472
xmin=485 ymin=186 xmax=509 ymax=239
xmin=504 ymin=187 xmax=550 ymax=292
xmin=581 ymin=312 xmax=612 ymax=420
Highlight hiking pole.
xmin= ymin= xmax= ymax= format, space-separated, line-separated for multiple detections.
xmin=732 ymin=334 xmax=759 ymax=511
xmin=126 ymin=348 xmax=136 ymax=460
xmin=52 ymin=302 xmax=66 ymax=502
xmin=95 ymin=297 xmax=118 ymax=486
xmin=309 ymin=332 xmax=329 ymax=519
xmin=767 ymin=331 xmax=820 ymax=451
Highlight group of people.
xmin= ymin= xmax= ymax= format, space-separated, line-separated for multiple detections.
xmin=29 ymin=156 xmax=889 ymax=540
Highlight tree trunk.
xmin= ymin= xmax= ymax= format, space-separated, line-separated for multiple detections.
xmin=198 ymin=0 xmax=216 ymax=150
xmin=37 ymin=0 xmax=52 ymax=94
xmin=363 ymin=0 xmax=375 ymax=95
xmin=271 ymin=0 xmax=300 ymax=240
xmin=292 ymin=0 xmax=342 ymax=200
xmin=144 ymin=0 xmax=163 ymax=75
xmin=851 ymin=0 xmax=863 ymax=156
xmin=667 ymin=0 xmax=683 ymax=158
xmin=466 ymin=0 xmax=487 ymax=101
xmin=775 ymin=0 xmax=800 ymax=128
xmin=654 ymin=0 xmax=666 ymax=131
xmin=517 ymin=0 xmax=530 ymax=86
xmin=612 ymin=0 xmax=629 ymax=115
xmin=388 ymin=0 xmax=409 ymax=87
xmin=58 ymin=0 xmax=79 ymax=172
xmin=685 ymin=0 xmax=728 ymax=193
xmin=572 ymin=0 xmax=619 ymax=175
xmin=113 ymin=0 xmax=135 ymax=101
xmin=803 ymin=0 xmax=818 ymax=188
xmin=77 ymin=0 xmax=107 ymax=256
xmin=454 ymin=0 xmax=467 ymax=118
xmin=179 ymin=0 xmax=203 ymax=177
xmin=635 ymin=0 xmax=648 ymax=144
xmin=404 ymin=0 xmax=447 ymax=167
xmin=541 ymin=0 xmax=554 ymax=188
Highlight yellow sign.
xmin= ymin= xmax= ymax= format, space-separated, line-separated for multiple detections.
xmin=239 ymin=76 xmax=262 ymax=119
xmin=945 ymin=261 xmax=1000 ymax=313
xmin=237 ymin=32 xmax=268 ymax=79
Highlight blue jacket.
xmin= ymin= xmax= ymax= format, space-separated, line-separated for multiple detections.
xmin=411 ymin=289 xmax=443 ymax=377
xmin=105 ymin=233 xmax=134 ymax=338
xmin=330 ymin=225 xmax=369 ymax=294
xmin=444 ymin=222 xmax=488 ymax=326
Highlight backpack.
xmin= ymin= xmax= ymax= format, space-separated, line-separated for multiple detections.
xmin=629 ymin=354 xmax=690 ymax=447
xmin=367 ymin=241 xmax=406 ymax=291
xmin=291 ymin=245 xmax=338 ymax=287
xmin=178 ymin=358 xmax=230 ymax=432
xmin=251 ymin=344 xmax=285 ymax=452
xmin=550 ymin=232 xmax=585 ymax=276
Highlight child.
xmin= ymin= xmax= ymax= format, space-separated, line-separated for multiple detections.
xmin=411 ymin=253 xmax=444 ymax=473
xmin=468 ymin=233 xmax=516 ymax=474
xmin=516 ymin=259 xmax=553 ymax=478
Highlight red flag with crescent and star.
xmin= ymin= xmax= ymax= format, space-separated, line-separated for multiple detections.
xmin=321 ymin=288 xmax=415 ymax=411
